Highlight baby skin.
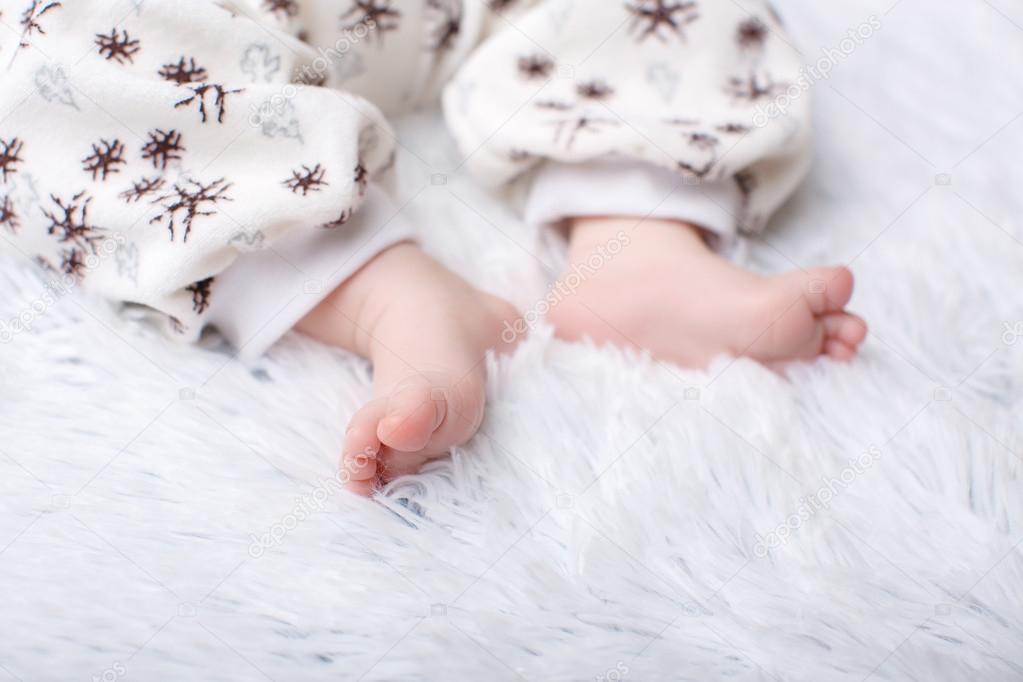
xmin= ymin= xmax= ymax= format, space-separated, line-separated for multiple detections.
xmin=549 ymin=217 xmax=868 ymax=366
xmin=297 ymin=218 xmax=867 ymax=496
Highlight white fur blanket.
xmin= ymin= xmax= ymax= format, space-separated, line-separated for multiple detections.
xmin=1 ymin=1 xmax=1022 ymax=680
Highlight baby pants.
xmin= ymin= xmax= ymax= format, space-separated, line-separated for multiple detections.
xmin=0 ymin=0 xmax=811 ymax=357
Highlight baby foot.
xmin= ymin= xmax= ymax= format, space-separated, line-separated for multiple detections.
xmin=549 ymin=217 xmax=867 ymax=368
xmin=296 ymin=244 xmax=520 ymax=495
xmin=340 ymin=368 xmax=489 ymax=496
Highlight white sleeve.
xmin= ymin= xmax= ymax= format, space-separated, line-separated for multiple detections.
xmin=525 ymin=159 xmax=743 ymax=251
xmin=205 ymin=186 xmax=415 ymax=361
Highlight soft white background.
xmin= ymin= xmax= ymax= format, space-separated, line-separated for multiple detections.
xmin=1 ymin=0 xmax=1022 ymax=679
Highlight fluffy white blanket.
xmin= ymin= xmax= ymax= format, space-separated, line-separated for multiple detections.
xmin=2 ymin=1 xmax=1021 ymax=679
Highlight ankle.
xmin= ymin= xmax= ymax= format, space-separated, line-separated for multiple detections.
xmin=294 ymin=242 xmax=420 ymax=358
xmin=566 ymin=216 xmax=709 ymax=265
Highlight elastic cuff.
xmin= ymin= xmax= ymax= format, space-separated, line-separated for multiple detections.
xmin=206 ymin=185 xmax=416 ymax=362
xmin=524 ymin=159 xmax=743 ymax=250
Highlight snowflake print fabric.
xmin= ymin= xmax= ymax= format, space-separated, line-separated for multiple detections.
xmin=81 ymin=139 xmax=126 ymax=180
xmin=0 ymin=0 xmax=810 ymax=356
xmin=0 ymin=0 xmax=403 ymax=345
xmin=442 ymin=0 xmax=812 ymax=236
xmin=95 ymin=28 xmax=141 ymax=64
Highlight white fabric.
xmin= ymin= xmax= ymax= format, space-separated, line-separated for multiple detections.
xmin=524 ymin=160 xmax=743 ymax=249
xmin=206 ymin=186 xmax=415 ymax=362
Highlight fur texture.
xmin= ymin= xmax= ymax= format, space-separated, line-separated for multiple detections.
xmin=1 ymin=1 xmax=1022 ymax=679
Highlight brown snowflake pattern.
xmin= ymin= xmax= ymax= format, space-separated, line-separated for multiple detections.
xmin=175 ymin=83 xmax=244 ymax=124
xmin=150 ymin=177 xmax=233 ymax=242
xmin=686 ymin=132 xmax=719 ymax=150
xmin=119 ymin=176 xmax=166 ymax=203
xmin=141 ymin=129 xmax=185 ymax=169
xmin=19 ymin=1 xmax=62 ymax=49
xmin=95 ymin=28 xmax=141 ymax=64
xmin=283 ymin=163 xmax=328 ymax=195
xmin=576 ymin=80 xmax=614 ymax=100
xmin=625 ymin=0 xmax=699 ymax=43
xmin=548 ymin=116 xmax=620 ymax=150
xmin=43 ymin=191 xmax=105 ymax=255
xmin=0 ymin=137 xmax=24 ymax=183
xmin=82 ymin=138 xmax=127 ymax=180
xmin=736 ymin=17 xmax=767 ymax=49
xmin=518 ymin=54 xmax=555 ymax=80
xmin=666 ymin=121 xmax=720 ymax=177
xmin=320 ymin=208 xmax=352 ymax=229
xmin=59 ymin=248 xmax=89 ymax=278
xmin=427 ymin=0 xmax=461 ymax=52
xmin=186 ymin=277 xmax=214 ymax=314
xmin=717 ymin=122 xmax=751 ymax=135
xmin=159 ymin=57 xmax=209 ymax=84
xmin=0 ymin=195 xmax=19 ymax=234
xmin=341 ymin=0 xmax=401 ymax=43
xmin=263 ymin=0 xmax=299 ymax=18
xmin=353 ymin=162 xmax=368 ymax=197
xmin=677 ymin=158 xmax=714 ymax=179
xmin=725 ymin=72 xmax=788 ymax=103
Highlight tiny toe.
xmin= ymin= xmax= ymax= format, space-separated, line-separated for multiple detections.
xmin=377 ymin=448 xmax=431 ymax=483
xmin=342 ymin=443 xmax=378 ymax=482
xmin=341 ymin=400 xmax=385 ymax=493
xmin=377 ymin=385 xmax=446 ymax=452
xmin=801 ymin=267 xmax=855 ymax=314
xmin=824 ymin=339 xmax=857 ymax=361
xmin=345 ymin=477 xmax=379 ymax=497
xmin=822 ymin=312 xmax=868 ymax=346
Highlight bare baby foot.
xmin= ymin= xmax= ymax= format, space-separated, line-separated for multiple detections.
xmin=549 ymin=217 xmax=867 ymax=368
xmin=296 ymin=243 xmax=520 ymax=495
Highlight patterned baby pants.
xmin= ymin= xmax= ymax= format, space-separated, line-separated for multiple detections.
xmin=0 ymin=0 xmax=811 ymax=357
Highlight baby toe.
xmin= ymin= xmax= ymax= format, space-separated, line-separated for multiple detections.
xmin=822 ymin=312 xmax=868 ymax=347
xmin=799 ymin=267 xmax=855 ymax=314
xmin=341 ymin=400 xmax=385 ymax=494
xmin=377 ymin=384 xmax=446 ymax=453
xmin=377 ymin=448 xmax=431 ymax=484
xmin=824 ymin=339 xmax=857 ymax=361
xmin=341 ymin=443 xmax=379 ymax=495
